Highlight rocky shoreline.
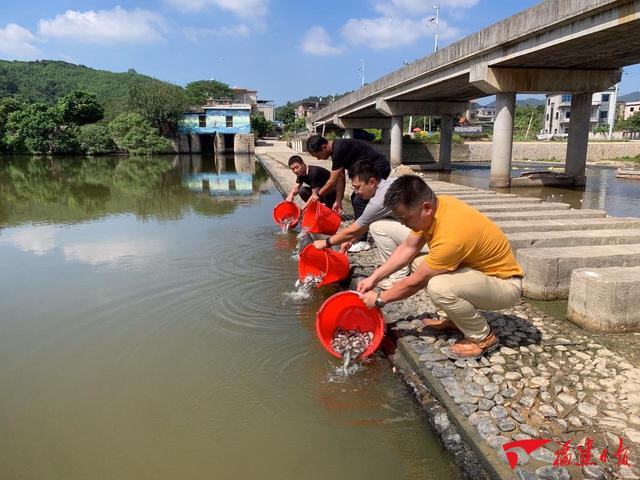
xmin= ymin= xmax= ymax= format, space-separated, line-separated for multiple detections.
xmin=256 ymin=141 xmax=640 ymax=480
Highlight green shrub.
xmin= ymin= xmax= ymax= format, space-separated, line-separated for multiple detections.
xmin=79 ymin=123 xmax=116 ymax=155
xmin=108 ymin=113 xmax=170 ymax=154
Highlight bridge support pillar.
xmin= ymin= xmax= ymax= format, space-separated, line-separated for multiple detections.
xmin=439 ymin=115 xmax=454 ymax=171
xmin=565 ymin=93 xmax=591 ymax=186
xmin=381 ymin=128 xmax=390 ymax=145
xmin=490 ymin=92 xmax=516 ymax=188
xmin=390 ymin=115 xmax=403 ymax=167
xmin=343 ymin=128 xmax=354 ymax=139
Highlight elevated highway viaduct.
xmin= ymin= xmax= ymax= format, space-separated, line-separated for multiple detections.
xmin=308 ymin=0 xmax=640 ymax=187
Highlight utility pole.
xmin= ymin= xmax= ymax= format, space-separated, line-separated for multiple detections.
xmin=425 ymin=4 xmax=440 ymax=135
xmin=608 ymin=82 xmax=619 ymax=140
xmin=433 ymin=4 xmax=440 ymax=52
xmin=359 ymin=59 xmax=366 ymax=88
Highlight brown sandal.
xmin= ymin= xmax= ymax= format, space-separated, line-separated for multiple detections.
xmin=420 ymin=317 xmax=461 ymax=332
xmin=444 ymin=331 xmax=500 ymax=359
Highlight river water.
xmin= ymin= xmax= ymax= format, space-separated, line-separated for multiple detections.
xmin=427 ymin=162 xmax=640 ymax=217
xmin=0 ymin=155 xmax=456 ymax=480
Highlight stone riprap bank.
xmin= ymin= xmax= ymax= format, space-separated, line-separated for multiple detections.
xmin=256 ymin=140 xmax=640 ymax=480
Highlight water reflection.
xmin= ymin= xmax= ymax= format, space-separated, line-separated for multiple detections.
xmin=0 ymin=154 xmax=272 ymax=228
xmin=428 ymin=162 xmax=640 ymax=218
xmin=182 ymin=154 xmax=255 ymax=197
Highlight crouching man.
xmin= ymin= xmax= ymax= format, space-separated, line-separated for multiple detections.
xmin=285 ymin=155 xmax=337 ymax=210
xmin=313 ymin=160 xmax=427 ymax=288
xmin=358 ymin=175 xmax=523 ymax=359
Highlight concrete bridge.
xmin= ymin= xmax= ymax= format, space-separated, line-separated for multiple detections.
xmin=308 ymin=0 xmax=640 ymax=187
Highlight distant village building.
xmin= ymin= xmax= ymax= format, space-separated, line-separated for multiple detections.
xmin=178 ymin=98 xmax=253 ymax=155
xmin=475 ymin=106 xmax=496 ymax=123
xmin=231 ymin=87 xmax=257 ymax=106
xmin=175 ymin=86 xmax=276 ymax=154
xmin=542 ymin=88 xmax=617 ymax=136
xmin=257 ymin=100 xmax=275 ymax=121
xmin=295 ymin=102 xmax=328 ymax=119
xmin=622 ymin=100 xmax=640 ymax=120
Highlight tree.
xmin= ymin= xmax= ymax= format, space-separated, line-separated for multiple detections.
xmin=184 ymin=80 xmax=233 ymax=106
xmin=128 ymin=81 xmax=187 ymax=133
xmin=78 ymin=124 xmax=116 ymax=155
xmin=618 ymin=112 xmax=640 ymax=132
xmin=284 ymin=117 xmax=306 ymax=134
xmin=5 ymin=103 xmax=62 ymax=153
xmin=0 ymin=77 xmax=18 ymax=97
xmin=108 ymin=112 xmax=170 ymax=154
xmin=513 ymin=105 xmax=544 ymax=140
xmin=275 ymin=103 xmax=296 ymax=124
xmin=56 ymin=89 xmax=104 ymax=125
xmin=0 ymin=96 xmax=25 ymax=152
xmin=250 ymin=111 xmax=271 ymax=138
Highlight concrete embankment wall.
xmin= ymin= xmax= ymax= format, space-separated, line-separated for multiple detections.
xmin=370 ymin=141 xmax=640 ymax=164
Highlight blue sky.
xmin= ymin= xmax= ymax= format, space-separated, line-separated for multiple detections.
xmin=1 ymin=0 xmax=639 ymax=105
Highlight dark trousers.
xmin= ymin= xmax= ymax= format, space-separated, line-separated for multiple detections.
xmin=351 ymin=192 xmax=368 ymax=242
xmin=299 ymin=186 xmax=337 ymax=209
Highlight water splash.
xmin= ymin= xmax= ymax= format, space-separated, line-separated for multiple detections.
xmin=291 ymin=227 xmax=313 ymax=260
xmin=282 ymin=273 xmax=325 ymax=303
xmin=279 ymin=217 xmax=296 ymax=234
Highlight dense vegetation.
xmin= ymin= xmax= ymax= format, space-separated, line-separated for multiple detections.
xmin=0 ymin=60 xmax=164 ymax=121
xmin=0 ymin=60 xmax=248 ymax=155
xmin=0 ymin=91 xmax=170 ymax=155
xmin=618 ymin=112 xmax=640 ymax=132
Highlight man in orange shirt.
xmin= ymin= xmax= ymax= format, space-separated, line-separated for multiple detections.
xmin=358 ymin=175 xmax=523 ymax=359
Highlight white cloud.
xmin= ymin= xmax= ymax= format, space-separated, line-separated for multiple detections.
xmin=165 ymin=0 xmax=268 ymax=18
xmin=38 ymin=7 xmax=165 ymax=44
xmin=0 ymin=226 xmax=58 ymax=256
xmin=63 ymin=239 xmax=164 ymax=267
xmin=0 ymin=23 xmax=41 ymax=58
xmin=374 ymin=0 xmax=478 ymax=15
xmin=184 ymin=24 xmax=251 ymax=42
xmin=301 ymin=26 xmax=343 ymax=56
xmin=341 ymin=16 xmax=459 ymax=50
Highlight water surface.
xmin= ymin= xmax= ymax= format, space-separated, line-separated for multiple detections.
xmin=427 ymin=162 xmax=640 ymax=217
xmin=0 ymin=154 xmax=456 ymax=480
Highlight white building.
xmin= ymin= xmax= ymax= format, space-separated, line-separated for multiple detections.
xmin=542 ymin=88 xmax=617 ymax=136
xmin=622 ymin=101 xmax=640 ymax=120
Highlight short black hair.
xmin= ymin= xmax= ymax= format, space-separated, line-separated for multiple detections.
xmin=348 ymin=160 xmax=380 ymax=183
xmin=306 ymin=135 xmax=328 ymax=153
xmin=288 ymin=155 xmax=304 ymax=167
xmin=383 ymin=175 xmax=436 ymax=210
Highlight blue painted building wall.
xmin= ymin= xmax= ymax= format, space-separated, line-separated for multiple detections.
xmin=179 ymin=108 xmax=251 ymax=135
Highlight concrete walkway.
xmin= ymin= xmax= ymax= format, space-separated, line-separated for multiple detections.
xmin=256 ymin=140 xmax=640 ymax=480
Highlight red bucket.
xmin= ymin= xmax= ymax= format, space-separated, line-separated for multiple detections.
xmin=273 ymin=201 xmax=300 ymax=229
xmin=316 ymin=291 xmax=385 ymax=359
xmin=298 ymin=244 xmax=350 ymax=287
xmin=301 ymin=200 xmax=341 ymax=235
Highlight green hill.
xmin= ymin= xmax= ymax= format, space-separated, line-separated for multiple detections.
xmin=0 ymin=60 xmax=174 ymax=120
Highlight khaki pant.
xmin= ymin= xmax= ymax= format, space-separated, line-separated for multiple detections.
xmin=369 ymin=218 xmax=428 ymax=289
xmin=427 ymin=268 xmax=522 ymax=341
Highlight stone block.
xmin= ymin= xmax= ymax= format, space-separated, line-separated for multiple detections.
xmin=518 ymin=244 xmax=640 ymax=300
xmin=567 ymin=266 xmax=640 ymax=332
xmin=496 ymin=217 xmax=640 ymax=233
xmin=486 ymin=209 xmax=605 ymax=222
xmin=508 ymin=228 xmax=640 ymax=253
xmin=473 ymin=202 xmax=570 ymax=213
xmin=463 ymin=197 xmax=542 ymax=206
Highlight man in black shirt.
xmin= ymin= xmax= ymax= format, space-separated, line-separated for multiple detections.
xmin=285 ymin=155 xmax=337 ymax=210
xmin=306 ymin=135 xmax=391 ymax=253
